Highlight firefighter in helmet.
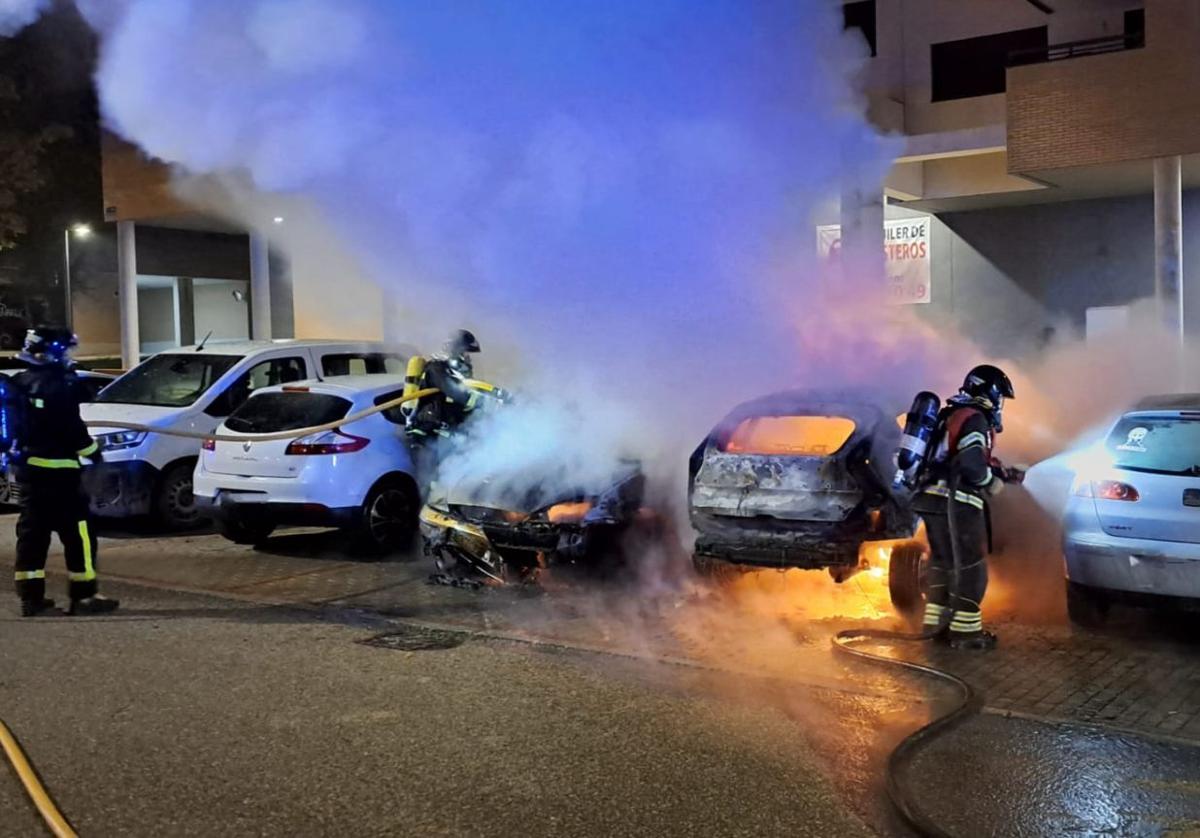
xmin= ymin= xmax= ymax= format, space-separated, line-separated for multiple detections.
xmin=913 ymin=364 xmax=1015 ymax=650
xmin=406 ymin=329 xmax=508 ymax=443
xmin=11 ymin=326 xmax=118 ymax=617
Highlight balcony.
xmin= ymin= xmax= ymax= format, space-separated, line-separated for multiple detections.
xmin=1007 ymin=31 xmax=1145 ymax=68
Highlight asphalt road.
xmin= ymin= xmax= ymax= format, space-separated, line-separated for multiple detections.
xmin=4 ymin=516 xmax=1200 ymax=836
xmin=0 ymin=580 xmax=876 ymax=837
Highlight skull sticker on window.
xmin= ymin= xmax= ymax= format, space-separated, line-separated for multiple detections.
xmin=1117 ymin=426 xmax=1149 ymax=453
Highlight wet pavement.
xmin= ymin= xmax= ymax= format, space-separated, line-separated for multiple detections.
xmin=909 ymin=713 xmax=1200 ymax=836
xmin=4 ymin=518 xmax=1200 ymax=835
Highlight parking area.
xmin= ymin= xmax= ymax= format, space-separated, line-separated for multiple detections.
xmin=5 ymin=516 xmax=1200 ymax=748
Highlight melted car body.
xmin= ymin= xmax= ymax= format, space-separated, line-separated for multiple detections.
xmin=420 ymin=459 xmax=646 ymax=586
xmin=689 ymin=390 xmax=926 ymax=609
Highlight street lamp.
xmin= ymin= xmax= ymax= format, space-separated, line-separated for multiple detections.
xmin=62 ymin=223 xmax=92 ymax=329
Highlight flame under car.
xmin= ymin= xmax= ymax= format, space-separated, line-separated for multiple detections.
xmin=419 ymin=461 xmax=646 ymax=586
xmin=689 ymin=391 xmax=927 ymax=614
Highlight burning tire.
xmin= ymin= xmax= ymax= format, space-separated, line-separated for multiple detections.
xmin=887 ymin=542 xmax=927 ymax=617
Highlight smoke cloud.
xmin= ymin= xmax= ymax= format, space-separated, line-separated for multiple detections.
xmin=0 ymin=0 xmax=48 ymax=36
xmin=68 ymin=0 xmax=904 ymax=510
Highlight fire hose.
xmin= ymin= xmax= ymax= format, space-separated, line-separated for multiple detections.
xmin=1 ymin=717 xmax=77 ymax=837
xmin=832 ymin=466 xmax=980 ymax=838
xmin=80 ymin=388 xmax=443 ymax=442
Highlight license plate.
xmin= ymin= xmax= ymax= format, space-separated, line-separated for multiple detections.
xmin=1184 ymin=489 xmax=1200 ymax=507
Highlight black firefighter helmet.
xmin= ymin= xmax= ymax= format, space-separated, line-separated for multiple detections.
xmin=20 ymin=325 xmax=78 ymax=366
xmin=960 ymin=364 xmax=1014 ymax=431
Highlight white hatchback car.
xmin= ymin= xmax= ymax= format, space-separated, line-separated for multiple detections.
xmin=1063 ymin=395 xmax=1200 ymax=624
xmin=193 ymin=375 xmax=420 ymax=553
xmin=84 ymin=340 xmax=408 ymax=528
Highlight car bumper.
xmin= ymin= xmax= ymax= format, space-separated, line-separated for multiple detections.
xmin=1064 ymin=530 xmax=1200 ymax=599
xmin=195 ymin=492 xmax=361 ymax=529
xmin=691 ymin=513 xmax=870 ymax=569
xmin=82 ymin=460 xmax=158 ymax=518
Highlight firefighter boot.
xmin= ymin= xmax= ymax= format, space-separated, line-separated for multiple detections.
xmin=947 ymin=629 xmax=998 ymax=651
xmin=19 ymin=598 xmax=56 ymax=618
xmin=68 ymin=594 xmax=120 ymax=616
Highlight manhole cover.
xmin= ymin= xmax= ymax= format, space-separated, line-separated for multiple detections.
xmin=360 ymin=626 xmax=466 ymax=652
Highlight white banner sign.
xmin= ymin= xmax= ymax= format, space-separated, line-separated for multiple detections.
xmin=816 ymin=219 xmax=931 ymax=305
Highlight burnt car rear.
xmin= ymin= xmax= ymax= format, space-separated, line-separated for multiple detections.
xmin=420 ymin=460 xmax=646 ymax=586
xmin=689 ymin=390 xmax=925 ymax=609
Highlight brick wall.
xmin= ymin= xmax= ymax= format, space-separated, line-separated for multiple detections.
xmin=1007 ymin=0 xmax=1200 ymax=174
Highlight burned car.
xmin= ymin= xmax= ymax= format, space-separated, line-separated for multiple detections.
xmin=688 ymin=390 xmax=927 ymax=613
xmin=420 ymin=459 xmax=647 ymax=586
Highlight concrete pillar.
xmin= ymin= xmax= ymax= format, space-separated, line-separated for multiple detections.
xmin=117 ymin=220 xmax=139 ymax=369
xmin=176 ymin=277 xmax=196 ymax=346
xmin=249 ymin=231 xmax=272 ymax=340
xmin=1154 ymin=156 xmax=1184 ymax=339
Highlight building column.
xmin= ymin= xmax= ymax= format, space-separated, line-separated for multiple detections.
xmin=117 ymin=220 xmax=139 ymax=369
xmin=1154 ymin=156 xmax=1184 ymax=339
xmin=249 ymin=230 xmax=272 ymax=340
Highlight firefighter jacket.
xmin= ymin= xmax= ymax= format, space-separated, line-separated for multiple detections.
xmin=11 ymin=365 xmax=97 ymax=468
xmin=920 ymin=403 xmax=995 ymax=510
xmin=408 ymin=358 xmax=481 ymax=438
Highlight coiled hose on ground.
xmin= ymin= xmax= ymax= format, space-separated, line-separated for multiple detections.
xmin=832 ymin=466 xmax=981 ymax=838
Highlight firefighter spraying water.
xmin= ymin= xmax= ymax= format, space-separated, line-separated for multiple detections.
xmin=895 ymin=365 xmax=1024 ymax=650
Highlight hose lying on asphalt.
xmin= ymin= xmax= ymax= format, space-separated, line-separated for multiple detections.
xmin=83 ymin=387 xmax=442 ymax=442
xmin=0 ymin=717 xmax=78 ymax=838
xmin=831 ymin=466 xmax=981 ymax=838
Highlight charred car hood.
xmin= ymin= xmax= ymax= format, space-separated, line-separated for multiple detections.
xmin=429 ymin=458 xmax=644 ymax=518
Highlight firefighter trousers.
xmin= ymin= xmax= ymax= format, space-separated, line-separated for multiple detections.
xmin=14 ymin=466 xmax=98 ymax=603
xmin=919 ymin=501 xmax=988 ymax=634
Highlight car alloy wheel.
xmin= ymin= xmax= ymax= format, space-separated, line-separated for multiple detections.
xmin=364 ymin=486 xmax=415 ymax=551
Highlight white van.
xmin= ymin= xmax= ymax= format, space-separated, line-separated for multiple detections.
xmin=82 ymin=340 xmax=410 ymax=527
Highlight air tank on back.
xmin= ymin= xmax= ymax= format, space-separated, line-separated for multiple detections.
xmin=892 ymin=391 xmax=941 ymax=490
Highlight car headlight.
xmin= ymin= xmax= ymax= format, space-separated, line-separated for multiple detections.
xmin=98 ymin=430 xmax=147 ymax=451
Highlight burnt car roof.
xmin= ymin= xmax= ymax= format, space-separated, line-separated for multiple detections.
xmin=713 ymin=388 xmax=903 ymax=436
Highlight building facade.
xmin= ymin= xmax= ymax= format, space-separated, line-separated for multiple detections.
xmin=837 ymin=0 xmax=1197 ymax=354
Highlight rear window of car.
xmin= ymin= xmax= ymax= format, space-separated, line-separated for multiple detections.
xmin=320 ymin=353 xmax=405 ymax=377
xmin=1107 ymin=415 xmax=1200 ymax=476
xmin=225 ymin=392 xmax=353 ymax=434
xmin=721 ymin=416 xmax=857 ymax=457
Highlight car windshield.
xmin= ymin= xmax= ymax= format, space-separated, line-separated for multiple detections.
xmin=1107 ymin=414 xmax=1200 ymax=476
xmin=97 ymin=354 xmax=240 ymax=408
xmin=225 ymin=391 xmax=352 ymax=433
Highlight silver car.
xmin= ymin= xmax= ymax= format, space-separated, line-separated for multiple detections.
xmin=1063 ymin=394 xmax=1200 ymax=624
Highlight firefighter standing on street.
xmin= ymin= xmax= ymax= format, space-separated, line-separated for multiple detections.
xmin=913 ymin=364 xmax=1016 ymax=651
xmin=11 ymin=326 xmax=118 ymax=617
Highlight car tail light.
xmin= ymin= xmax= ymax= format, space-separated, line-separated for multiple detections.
xmin=285 ymin=431 xmax=369 ymax=455
xmin=1095 ymin=480 xmax=1140 ymax=502
xmin=202 ymin=438 xmax=216 ymax=452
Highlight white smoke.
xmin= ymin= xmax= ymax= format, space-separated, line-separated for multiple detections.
xmin=0 ymin=0 xmax=48 ymax=36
